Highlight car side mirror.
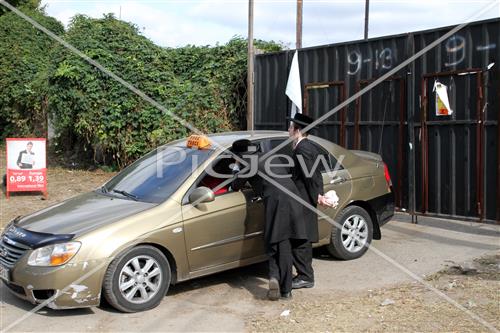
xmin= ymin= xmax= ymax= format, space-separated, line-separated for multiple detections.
xmin=189 ymin=187 xmax=215 ymax=205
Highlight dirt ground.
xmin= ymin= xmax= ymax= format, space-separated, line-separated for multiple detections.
xmin=0 ymin=147 xmax=114 ymax=228
xmin=248 ymin=253 xmax=500 ymax=332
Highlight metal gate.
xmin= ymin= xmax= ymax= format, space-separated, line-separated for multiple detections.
xmin=420 ymin=69 xmax=491 ymax=221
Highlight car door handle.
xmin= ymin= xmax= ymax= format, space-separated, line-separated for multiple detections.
xmin=251 ymin=196 xmax=263 ymax=203
xmin=330 ymin=176 xmax=345 ymax=185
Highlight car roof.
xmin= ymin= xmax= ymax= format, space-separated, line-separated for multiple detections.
xmin=165 ymin=131 xmax=353 ymax=165
xmin=169 ymin=130 xmax=289 ymax=150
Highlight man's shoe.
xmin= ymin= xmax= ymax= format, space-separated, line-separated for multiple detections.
xmin=280 ymin=291 xmax=292 ymax=299
xmin=267 ymin=278 xmax=280 ymax=301
xmin=291 ymin=279 xmax=314 ymax=289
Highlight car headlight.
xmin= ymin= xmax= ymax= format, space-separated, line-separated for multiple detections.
xmin=28 ymin=242 xmax=81 ymax=266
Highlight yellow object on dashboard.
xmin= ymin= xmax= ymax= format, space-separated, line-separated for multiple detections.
xmin=187 ymin=134 xmax=212 ymax=149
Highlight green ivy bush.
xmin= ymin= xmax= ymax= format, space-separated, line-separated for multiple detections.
xmin=1 ymin=10 xmax=282 ymax=168
xmin=0 ymin=0 xmax=40 ymax=16
xmin=0 ymin=5 xmax=64 ymax=138
xmin=48 ymin=15 xmax=281 ymax=168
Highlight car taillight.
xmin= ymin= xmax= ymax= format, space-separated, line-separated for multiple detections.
xmin=383 ymin=163 xmax=392 ymax=187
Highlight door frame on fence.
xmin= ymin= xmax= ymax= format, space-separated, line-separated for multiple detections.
xmin=421 ymin=68 xmax=487 ymax=221
xmin=303 ymin=81 xmax=346 ymax=147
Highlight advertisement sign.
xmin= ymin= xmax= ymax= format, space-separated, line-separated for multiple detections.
xmin=5 ymin=138 xmax=47 ymax=197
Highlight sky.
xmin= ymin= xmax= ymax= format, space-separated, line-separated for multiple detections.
xmin=40 ymin=0 xmax=500 ymax=48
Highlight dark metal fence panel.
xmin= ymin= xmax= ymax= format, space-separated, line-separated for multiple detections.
xmin=481 ymin=21 xmax=499 ymax=222
xmin=254 ymin=52 xmax=289 ymax=130
xmin=357 ymin=78 xmax=408 ymax=209
xmin=299 ymin=35 xmax=409 ymax=208
xmin=254 ymin=18 xmax=500 ymax=223
xmin=485 ymin=65 xmax=500 ymax=222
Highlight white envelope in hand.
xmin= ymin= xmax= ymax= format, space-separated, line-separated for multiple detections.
xmin=323 ymin=190 xmax=339 ymax=208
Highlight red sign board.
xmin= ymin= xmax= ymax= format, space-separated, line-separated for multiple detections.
xmin=5 ymin=138 xmax=47 ymax=197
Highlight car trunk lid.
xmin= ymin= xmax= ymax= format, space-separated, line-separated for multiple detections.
xmin=349 ymin=150 xmax=383 ymax=162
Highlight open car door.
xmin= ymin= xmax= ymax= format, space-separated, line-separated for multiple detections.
xmin=182 ymin=155 xmax=265 ymax=272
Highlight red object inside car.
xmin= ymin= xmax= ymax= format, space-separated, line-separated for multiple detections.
xmin=201 ymin=175 xmax=229 ymax=195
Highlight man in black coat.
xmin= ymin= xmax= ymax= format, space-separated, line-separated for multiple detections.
xmin=288 ymin=113 xmax=324 ymax=289
xmin=231 ymin=139 xmax=307 ymax=300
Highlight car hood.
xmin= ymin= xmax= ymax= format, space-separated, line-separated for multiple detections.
xmin=15 ymin=191 xmax=156 ymax=236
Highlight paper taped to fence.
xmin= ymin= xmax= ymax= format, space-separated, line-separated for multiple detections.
xmin=434 ymin=81 xmax=453 ymax=116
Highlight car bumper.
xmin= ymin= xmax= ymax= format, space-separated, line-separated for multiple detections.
xmin=369 ymin=190 xmax=395 ymax=227
xmin=2 ymin=259 xmax=106 ymax=309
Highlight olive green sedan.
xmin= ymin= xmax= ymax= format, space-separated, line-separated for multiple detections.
xmin=0 ymin=131 xmax=394 ymax=312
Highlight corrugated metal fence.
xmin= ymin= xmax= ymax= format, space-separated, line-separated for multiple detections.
xmin=254 ymin=18 xmax=499 ymax=223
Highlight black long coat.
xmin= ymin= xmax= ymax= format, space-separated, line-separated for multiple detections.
xmin=232 ymin=155 xmax=307 ymax=247
xmin=292 ymin=139 xmax=324 ymax=243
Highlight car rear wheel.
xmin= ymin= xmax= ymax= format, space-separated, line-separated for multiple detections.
xmin=327 ymin=205 xmax=373 ymax=260
xmin=103 ymin=245 xmax=171 ymax=312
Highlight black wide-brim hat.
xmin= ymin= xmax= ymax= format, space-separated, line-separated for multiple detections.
xmin=232 ymin=139 xmax=259 ymax=155
xmin=287 ymin=113 xmax=316 ymax=129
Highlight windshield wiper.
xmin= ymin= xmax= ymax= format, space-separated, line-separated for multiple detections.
xmin=101 ymin=185 xmax=108 ymax=193
xmin=112 ymin=189 xmax=139 ymax=201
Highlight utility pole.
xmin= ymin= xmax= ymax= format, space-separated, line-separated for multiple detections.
xmin=364 ymin=0 xmax=370 ymax=39
xmin=296 ymin=0 xmax=303 ymax=49
xmin=247 ymin=0 xmax=254 ymax=130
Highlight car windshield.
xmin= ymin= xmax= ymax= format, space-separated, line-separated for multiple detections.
xmin=102 ymin=146 xmax=212 ymax=203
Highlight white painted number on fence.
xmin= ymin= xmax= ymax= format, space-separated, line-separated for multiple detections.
xmin=347 ymin=35 xmax=496 ymax=74
xmin=348 ymin=48 xmax=394 ymax=75
xmin=445 ymin=35 xmax=466 ymax=67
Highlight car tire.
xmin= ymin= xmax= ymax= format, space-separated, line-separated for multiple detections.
xmin=327 ymin=205 xmax=373 ymax=260
xmin=103 ymin=245 xmax=171 ymax=313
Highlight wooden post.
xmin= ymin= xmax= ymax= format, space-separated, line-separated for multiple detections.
xmin=364 ymin=0 xmax=370 ymax=39
xmin=247 ymin=0 xmax=255 ymax=131
xmin=296 ymin=0 xmax=303 ymax=49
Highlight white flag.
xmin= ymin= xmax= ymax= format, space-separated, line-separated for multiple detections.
xmin=286 ymin=50 xmax=302 ymax=117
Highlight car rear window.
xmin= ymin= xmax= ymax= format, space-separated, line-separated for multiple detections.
xmin=267 ymin=138 xmax=342 ymax=172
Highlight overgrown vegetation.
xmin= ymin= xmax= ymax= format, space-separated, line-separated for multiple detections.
xmin=0 ymin=0 xmax=40 ymax=16
xmin=0 ymin=5 xmax=64 ymax=138
xmin=0 ymin=5 xmax=282 ymax=168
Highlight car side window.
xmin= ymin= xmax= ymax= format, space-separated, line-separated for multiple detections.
xmin=267 ymin=139 xmax=293 ymax=157
xmin=198 ymin=155 xmax=235 ymax=196
xmin=234 ymin=140 xmax=265 ymax=191
xmin=309 ymin=141 xmax=343 ymax=173
xmin=195 ymin=140 xmax=265 ymax=196
xmin=266 ymin=138 xmax=342 ymax=173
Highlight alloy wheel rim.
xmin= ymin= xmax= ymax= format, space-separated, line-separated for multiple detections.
xmin=341 ymin=214 xmax=368 ymax=253
xmin=118 ymin=255 xmax=162 ymax=304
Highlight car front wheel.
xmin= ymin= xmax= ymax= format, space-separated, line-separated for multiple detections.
xmin=327 ymin=205 xmax=373 ymax=260
xmin=103 ymin=245 xmax=171 ymax=312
